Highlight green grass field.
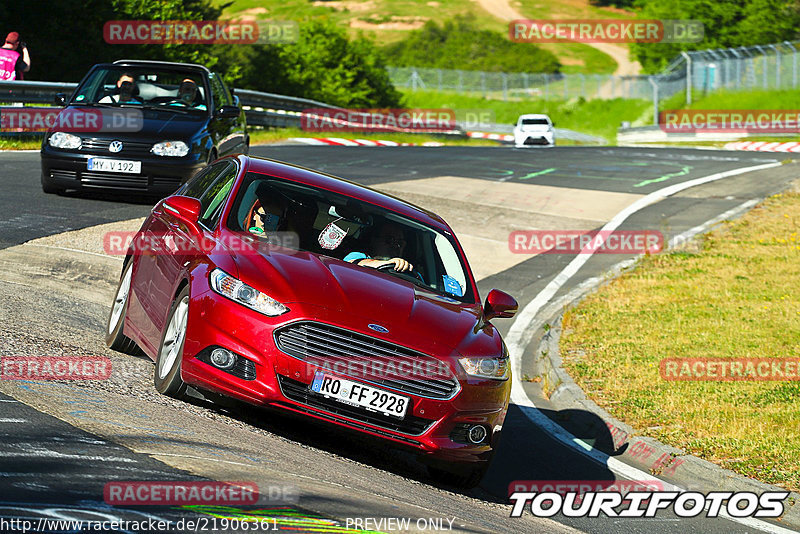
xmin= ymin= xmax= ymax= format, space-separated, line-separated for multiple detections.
xmin=561 ymin=187 xmax=800 ymax=491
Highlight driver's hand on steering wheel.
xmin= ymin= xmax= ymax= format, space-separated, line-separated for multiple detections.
xmin=359 ymin=257 xmax=413 ymax=272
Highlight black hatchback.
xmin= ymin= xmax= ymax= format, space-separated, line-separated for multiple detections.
xmin=40 ymin=59 xmax=248 ymax=196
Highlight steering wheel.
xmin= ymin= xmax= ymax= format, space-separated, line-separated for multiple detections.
xmin=376 ymin=263 xmax=425 ymax=284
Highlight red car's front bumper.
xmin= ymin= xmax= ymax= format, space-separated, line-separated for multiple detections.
xmin=180 ymin=286 xmax=510 ymax=464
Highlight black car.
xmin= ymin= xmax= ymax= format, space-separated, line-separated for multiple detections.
xmin=41 ymin=59 xmax=248 ymax=196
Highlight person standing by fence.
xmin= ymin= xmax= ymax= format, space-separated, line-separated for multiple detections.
xmin=0 ymin=32 xmax=31 ymax=81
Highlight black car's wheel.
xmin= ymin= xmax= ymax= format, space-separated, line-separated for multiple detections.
xmin=41 ymin=173 xmax=64 ymax=195
xmin=154 ymin=286 xmax=190 ymax=399
xmin=106 ymin=261 xmax=140 ymax=355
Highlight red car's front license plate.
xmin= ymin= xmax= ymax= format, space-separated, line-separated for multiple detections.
xmin=310 ymin=371 xmax=409 ymax=419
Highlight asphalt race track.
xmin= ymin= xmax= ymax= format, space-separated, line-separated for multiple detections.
xmin=0 ymin=145 xmax=797 ymax=533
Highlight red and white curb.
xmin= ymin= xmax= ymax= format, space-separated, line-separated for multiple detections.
xmin=467 ymin=131 xmax=514 ymax=142
xmin=724 ymin=141 xmax=800 ymax=152
xmin=288 ymin=137 xmax=443 ymax=147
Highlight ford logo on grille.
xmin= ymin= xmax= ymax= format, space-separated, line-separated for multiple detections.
xmin=108 ymin=140 xmax=123 ymax=153
xmin=368 ymin=324 xmax=389 ymax=333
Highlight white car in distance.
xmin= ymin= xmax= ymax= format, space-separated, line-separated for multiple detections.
xmin=513 ymin=114 xmax=555 ymax=147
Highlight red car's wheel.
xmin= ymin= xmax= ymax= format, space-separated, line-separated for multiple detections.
xmin=105 ymin=262 xmax=139 ymax=355
xmin=154 ymin=286 xmax=189 ymax=399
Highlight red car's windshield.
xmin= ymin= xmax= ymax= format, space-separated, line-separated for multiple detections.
xmin=226 ymin=172 xmax=474 ymax=302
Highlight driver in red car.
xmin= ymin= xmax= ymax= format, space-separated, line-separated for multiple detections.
xmin=344 ymin=222 xmax=414 ymax=272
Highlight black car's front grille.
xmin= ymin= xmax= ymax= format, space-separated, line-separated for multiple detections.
xmin=80 ymin=138 xmax=155 ymax=157
xmin=273 ymin=321 xmax=460 ymax=400
xmin=277 ymin=375 xmax=435 ymax=436
xmin=81 ymin=171 xmax=148 ymax=190
xmin=48 ymin=168 xmax=183 ymax=193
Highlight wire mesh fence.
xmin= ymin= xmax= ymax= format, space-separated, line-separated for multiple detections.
xmin=389 ymin=39 xmax=800 ymax=109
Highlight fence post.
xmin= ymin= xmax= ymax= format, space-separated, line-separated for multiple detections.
xmin=502 ymin=72 xmax=508 ymax=101
xmin=649 ymin=76 xmax=659 ymax=126
xmin=681 ymin=52 xmax=692 ymax=105
xmin=438 ymin=69 xmax=443 ymax=91
xmin=544 ymin=74 xmax=548 ymax=100
xmin=769 ymin=44 xmax=780 ymax=88
xmin=563 ymin=75 xmax=568 ymax=99
xmin=785 ymin=41 xmax=797 ymax=88
xmin=580 ymin=74 xmax=585 ymax=99
xmin=481 ymin=71 xmax=486 ymax=97
xmin=411 ymin=68 xmax=417 ymax=91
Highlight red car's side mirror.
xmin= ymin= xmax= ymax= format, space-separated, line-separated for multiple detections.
xmin=163 ymin=195 xmax=202 ymax=235
xmin=483 ymin=289 xmax=518 ymax=321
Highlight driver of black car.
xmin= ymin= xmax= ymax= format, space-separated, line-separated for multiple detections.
xmin=169 ymin=78 xmax=206 ymax=110
xmin=344 ymin=222 xmax=414 ymax=272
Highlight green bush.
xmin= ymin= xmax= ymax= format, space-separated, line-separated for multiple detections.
xmin=383 ymin=15 xmax=561 ymax=74
xmin=224 ymin=20 xmax=401 ymax=107
xmin=632 ymin=0 xmax=800 ymax=73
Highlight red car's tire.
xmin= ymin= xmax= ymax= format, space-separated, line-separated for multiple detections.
xmin=154 ymin=286 xmax=190 ymax=399
xmin=105 ymin=262 xmax=140 ymax=355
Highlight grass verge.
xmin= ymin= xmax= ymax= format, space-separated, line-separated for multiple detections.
xmin=560 ymin=186 xmax=800 ymax=491
xmin=0 ymin=135 xmax=42 ymax=150
xmin=400 ymin=89 xmax=650 ymax=143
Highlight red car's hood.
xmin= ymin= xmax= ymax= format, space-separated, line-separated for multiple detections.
xmin=230 ymin=248 xmax=487 ymax=355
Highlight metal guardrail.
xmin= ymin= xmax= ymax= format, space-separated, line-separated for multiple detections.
xmin=0 ymin=79 xmax=607 ymax=143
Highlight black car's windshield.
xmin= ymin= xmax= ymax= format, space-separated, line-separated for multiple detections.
xmin=71 ymin=66 xmax=208 ymax=112
xmin=227 ymin=172 xmax=474 ymax=303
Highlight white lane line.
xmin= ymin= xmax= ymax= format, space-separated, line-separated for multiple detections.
xmin=2 ymin=449 xmax=136 ymax=463
xmin=0 ymin=400 xmax=18 ymax=402
xmin=25 ymin=243 xmax=123 ymax=261
xmin=0 ymin=418 xmax=27 ymax=423
xmin=505 ymin=161 xmax=797 ymax=534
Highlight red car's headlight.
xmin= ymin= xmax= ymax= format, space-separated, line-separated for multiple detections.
xmin=210 ymin=268 xmax=289 ymax=317
xmin=458 ymin=357 xmax=510 ymax=380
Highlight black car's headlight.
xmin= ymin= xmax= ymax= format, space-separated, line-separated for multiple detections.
xmin=48 ymin=132 xmax=81 ymax=149
xmin=458 ymin=356 xmax=510 ymax=380
xmin=151 ymin=141 xmax=190 ymax=157
xmin=210 ymin=268 xmax=289 ymax=317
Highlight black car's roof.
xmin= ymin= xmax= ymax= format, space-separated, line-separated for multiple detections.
xmin=111 ymin=59 xmax=211 ymax=74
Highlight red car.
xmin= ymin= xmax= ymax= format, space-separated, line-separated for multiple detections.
xmin=106 ymin=154 xmax=518 ymax=486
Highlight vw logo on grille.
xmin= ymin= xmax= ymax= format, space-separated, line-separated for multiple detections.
xmin=108 ymin=140 xmax=123 ymax=153
xmin=368 ymin=324 xmax=389 ymax=333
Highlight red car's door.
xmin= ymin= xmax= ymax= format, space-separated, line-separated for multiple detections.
xmin=149 ymin=161 xmax=239 ymax=335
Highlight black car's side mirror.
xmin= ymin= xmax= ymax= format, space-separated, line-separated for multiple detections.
xmin=216 ymin=105 xmax=240 ymax=119
xmin=54 ymin=93 xmax=67 ymax=106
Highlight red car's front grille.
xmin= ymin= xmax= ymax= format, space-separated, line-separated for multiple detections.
xmin=273 ymin=322 xmax=460 ymax=400
xmin=276 ymin=375 xmax=435 ymax=436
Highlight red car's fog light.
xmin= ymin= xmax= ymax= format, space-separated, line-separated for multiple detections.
xmin=210 ymin=347 xmax=236 ymax=370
